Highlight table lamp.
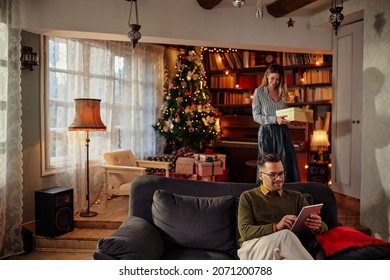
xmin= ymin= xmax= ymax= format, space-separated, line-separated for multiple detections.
xmin=68 ymin=98 xmax=106 ymax=217
xmin=311 ymin=130 xmax=330 ymax=163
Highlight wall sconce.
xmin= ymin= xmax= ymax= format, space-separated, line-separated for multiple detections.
xmin=126 ymin=0 xmax=141 ymax=49
xmin=232 ymin=0 xmax=245 ymax=8
xmin=329 ymin=0 xmax=344 ymax=36
xmin=21 ymin=46 xmax=39 ymax=71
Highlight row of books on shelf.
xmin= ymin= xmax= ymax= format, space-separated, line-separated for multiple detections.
xmin=282 ymin=53 xmax=332 ymax=66
xmin=209 ymin=69 xmax=330 ymax=90
xmin=206 ymin=51 xmax=282 ymax=71
xmin=302 ymin=69 xmax=332 ymax=84
xmin=286 ymin=69 xmax=332 ymax=86
xmin=289 ymin=87 xmax=332 ymax=103
xmin=207 ymin=52 xmax=244 ymax=71
xmin=212 ymin=91 xmax=252 ymax=105
xmin=212 ymin=86 xmax=331 ymax=106
xmin=205 ymin=50 xmax=332 ymax=71
xmin=210 ymin=76 xmax=236 ymax=88
xmin=209 ymin=75 xmax=264 ymax=89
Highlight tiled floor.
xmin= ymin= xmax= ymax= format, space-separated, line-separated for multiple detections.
xmin=8 ymin=191 xmax=368 ymax=260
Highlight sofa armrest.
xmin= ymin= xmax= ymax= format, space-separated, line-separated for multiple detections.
xmin=93 ymin=216 xmax=165 ymax=260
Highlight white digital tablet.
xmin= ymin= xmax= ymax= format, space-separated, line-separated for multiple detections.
xmin=290 ymin=203 xmax=323 ymax=233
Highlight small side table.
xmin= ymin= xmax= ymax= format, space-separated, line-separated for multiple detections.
xmin=307 ymin=162 xmax=331 ymax=186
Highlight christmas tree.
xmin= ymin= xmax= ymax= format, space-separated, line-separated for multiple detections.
xmin=153 ymin=47 xmax=220 ymax=153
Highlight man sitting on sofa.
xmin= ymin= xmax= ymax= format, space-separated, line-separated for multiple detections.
xmin=237 ymin=153 xmax=328 ymax=260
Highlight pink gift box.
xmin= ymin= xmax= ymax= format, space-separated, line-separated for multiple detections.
xmin=195 ymin=160 xmax=223 ymax=177
xmin=175 ymin=157 xmax=195 ymax=175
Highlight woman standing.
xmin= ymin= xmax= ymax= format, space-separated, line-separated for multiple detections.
xmin=252 ymin=64 xmax=300 ymax=183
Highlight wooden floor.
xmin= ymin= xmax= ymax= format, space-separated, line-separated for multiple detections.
xmin=9 ymin=190 xmax=368 ymax=260
xmin=9 ymin=196 xmax=129 ymax=260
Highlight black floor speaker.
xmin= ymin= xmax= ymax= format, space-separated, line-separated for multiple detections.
xmin=35 ymin=186 xmax=74 ymax=238
xmin=307 ymin=163 xmax=330 ymax=186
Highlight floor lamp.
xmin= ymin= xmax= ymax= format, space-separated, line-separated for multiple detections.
xmin=68 ymin=98 xmax=106 ymax=217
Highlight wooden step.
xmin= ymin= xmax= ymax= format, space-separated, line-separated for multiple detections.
xmin=74 ymin=219 xmax=123 ymax=229
xmin=33 ymin=195 xmax=128 ymax=252
xmin=34 ymin=227 xmax=116 ymax=251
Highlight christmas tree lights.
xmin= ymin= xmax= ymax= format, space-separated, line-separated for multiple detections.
xmin=153 ymin=47 xmax=220 ymax=153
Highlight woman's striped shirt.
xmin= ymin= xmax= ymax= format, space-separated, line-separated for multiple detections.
xmin=252 ymin=86 xmax=287 ymax=125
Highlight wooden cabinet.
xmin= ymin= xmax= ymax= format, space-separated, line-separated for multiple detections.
xmin=203 ymin=48 xmax=332 ymax=183
xmin=219 ymin=114 xmax=257 ymax=142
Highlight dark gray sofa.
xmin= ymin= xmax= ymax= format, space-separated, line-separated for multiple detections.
xmin=93 ymin=175 xmax=390 ymax=260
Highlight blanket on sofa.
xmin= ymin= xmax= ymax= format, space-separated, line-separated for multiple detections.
xmin=316 ymin=226 xmax=390 ymax=256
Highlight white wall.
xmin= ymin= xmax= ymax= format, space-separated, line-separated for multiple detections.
xmin=19 ymin=0 xmax=390 ymax=240
xmin=20 ymin=0 xmax=333 ymax=53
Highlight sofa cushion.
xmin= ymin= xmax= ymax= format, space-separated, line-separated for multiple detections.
xmin=95 ymin=216 xmax=165 ymax=260
xmin=152 ymin=189 xmax=237 ymax=253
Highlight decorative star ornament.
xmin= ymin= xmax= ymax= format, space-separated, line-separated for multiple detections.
xmin=287 ymin=18 xmax=296 ymax=28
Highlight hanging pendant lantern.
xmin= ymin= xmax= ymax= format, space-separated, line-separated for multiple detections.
xmin=256 ymin=0 xmax=263 ymax=19
xmin=232 ymin=0 xmax=245 ymax=8
xmin=329 ymin=0 xmax=344 ymax=36
xmin=126 ymin=0 xmax=141 ymax=48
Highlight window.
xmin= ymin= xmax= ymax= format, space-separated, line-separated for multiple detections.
xmin=42 ymin=36 xmax=164 ymax=175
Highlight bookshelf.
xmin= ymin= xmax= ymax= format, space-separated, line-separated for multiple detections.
xmin=202 ymin=47 xmax=332 ymax=182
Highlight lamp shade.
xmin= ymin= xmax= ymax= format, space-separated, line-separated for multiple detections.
xmin=311 ymin=130 xmax=330 ymax=148
xmin=68 ymin=98 xmax=106 ymax=131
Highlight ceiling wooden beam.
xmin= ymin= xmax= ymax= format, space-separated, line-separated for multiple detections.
xmin=267 ymin=0 xmax=320 ymax=18
xmin=196 ymin=0 xmax=224 ymax=10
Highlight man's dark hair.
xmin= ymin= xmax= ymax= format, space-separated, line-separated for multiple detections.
xmin=257 ymin=153 xmax=281 ymax=168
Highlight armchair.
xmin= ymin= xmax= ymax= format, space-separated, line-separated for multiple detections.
xmin=103 ymin=149 xmax=170 ymax=198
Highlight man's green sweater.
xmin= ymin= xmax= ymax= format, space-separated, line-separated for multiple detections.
xmin=237 ymin=187 xmax=328 ymax=247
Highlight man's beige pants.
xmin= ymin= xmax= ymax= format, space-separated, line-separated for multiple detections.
xmin=238 ymin=229 xmax=314 ymax=260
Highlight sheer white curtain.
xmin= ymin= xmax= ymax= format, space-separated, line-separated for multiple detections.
xmin=0 ymin=0 xmax=23 ymax=259
xmin=46 ymin=38 xmax=164 ymax=213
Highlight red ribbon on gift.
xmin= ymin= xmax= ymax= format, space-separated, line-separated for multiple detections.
xmin=204 ymin=148 xmax=216 ymax=155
